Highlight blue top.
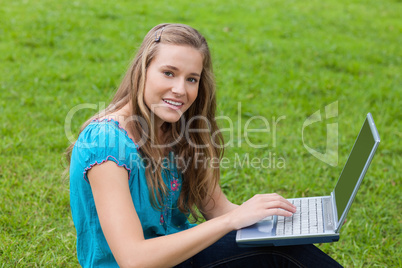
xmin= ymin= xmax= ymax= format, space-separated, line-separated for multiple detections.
xmin=69 ymin=119 xmax=195 ymax=267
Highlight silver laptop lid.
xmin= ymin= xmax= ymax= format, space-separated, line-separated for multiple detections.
xmin=332 ymin=113 xmax=380 ymax=232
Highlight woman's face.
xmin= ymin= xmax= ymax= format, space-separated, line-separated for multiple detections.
xmin=144 ymin=44 xmax=203 ymax=128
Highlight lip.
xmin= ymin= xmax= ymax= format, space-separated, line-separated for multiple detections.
xmin=162 ymin=98 xmax=184 ymax=110
xmin=163 ymin=98 xmax=184 ymax=104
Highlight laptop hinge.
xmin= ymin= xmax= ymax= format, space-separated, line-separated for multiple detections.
xmin=331 ymin=191 xmax=340 ymax=232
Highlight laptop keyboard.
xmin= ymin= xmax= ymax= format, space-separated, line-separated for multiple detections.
xmin=276 ymin=198 xmax=324 ymax=236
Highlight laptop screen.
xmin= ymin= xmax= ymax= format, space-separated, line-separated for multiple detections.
xmin=333 ymin=114 xmax=380 ymax=227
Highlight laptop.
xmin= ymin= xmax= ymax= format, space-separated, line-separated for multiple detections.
xmin=236 ymin=113 xmax=380 ymax=247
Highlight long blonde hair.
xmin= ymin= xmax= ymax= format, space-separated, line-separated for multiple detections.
xmin=66 ymin=23 xmax=223 ymax=221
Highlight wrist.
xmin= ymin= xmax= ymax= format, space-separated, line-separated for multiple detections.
xmin=216 ymin=210 xmax=237 ymax=232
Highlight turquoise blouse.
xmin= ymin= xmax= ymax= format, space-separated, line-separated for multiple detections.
xmin=69 ymin=119 xmax=195 ymax=267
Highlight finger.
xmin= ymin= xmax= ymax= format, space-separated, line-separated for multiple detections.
xmin=267 ymin=208 xmax=294 ymax=217
xmin=264 ymin=193 xmax=295 ymax=206
xmin=261 ymin=194 xmax=297 ymax=212
xmin=265 ymin=200 xmax=296 ymax=214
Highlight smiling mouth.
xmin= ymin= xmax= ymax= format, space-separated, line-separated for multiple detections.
xmin=163 ymin=99 xmax=184 ymax=107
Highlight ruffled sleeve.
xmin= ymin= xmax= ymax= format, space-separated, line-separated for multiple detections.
xmin=71 ymin=119 xmax=138 ymax=183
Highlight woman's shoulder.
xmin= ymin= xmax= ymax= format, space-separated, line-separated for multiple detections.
xmin=73 ymin=116 xmax=139 ymax=162
xmin=71 ymin=116 xmax=141 ymax=183
xmin=78 ymin=116 xmax=136 ymax=146
xmin=95 ymin=109 xmax=136 ymax=139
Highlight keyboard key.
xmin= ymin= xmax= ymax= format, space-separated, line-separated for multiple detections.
xmin=280 ymin=198 xmax=325 ymax=236
xmin=277 ymin=228 xmax=284 ymax=236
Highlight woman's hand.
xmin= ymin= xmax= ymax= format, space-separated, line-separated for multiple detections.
xmin=225 ymin=193 xmax=297 ymax=230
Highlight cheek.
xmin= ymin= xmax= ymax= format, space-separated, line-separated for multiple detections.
xmin=189 ymin=88 xmax=199 ymax=103
xmin=143 ymin=86 xmax=156 ymax=109
xmin=144 ymin=80 xmax=160 ymax=101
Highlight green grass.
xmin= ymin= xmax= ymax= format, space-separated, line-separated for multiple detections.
xmin=1 ymin=0 xmax=401 ymax=266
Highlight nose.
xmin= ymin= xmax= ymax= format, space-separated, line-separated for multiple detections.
xmin=171 ymin=78 xmax=186 ymax=96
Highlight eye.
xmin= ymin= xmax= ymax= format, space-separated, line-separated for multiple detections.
xmin=164 ymin=71 xmax=173 ymax=77
xmin=187 ymin=77 xmax=198 ymax=83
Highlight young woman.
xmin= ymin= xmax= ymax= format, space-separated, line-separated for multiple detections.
xmin=67 ymin=23 xmax=342 ymax=267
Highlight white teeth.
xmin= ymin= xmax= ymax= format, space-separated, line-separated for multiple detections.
xmin=164 ymin=99 xmax=183 ymax=106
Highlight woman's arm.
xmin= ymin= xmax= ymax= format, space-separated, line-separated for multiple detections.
xmin=200 ymin=184 xmax=293 ymax=225
xmin=200 ymin=185 xmax=238 ymax=220
xmin=88 ymin=161 xmax=296 ymax=268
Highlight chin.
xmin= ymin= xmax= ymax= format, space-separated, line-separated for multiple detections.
xmin=157 ymin=110 xmax=186 ymax=124
xmin=153 ymin=114 xmax=181 ymax=125
xmin=164 ymin=116 xmax=182 ymax=124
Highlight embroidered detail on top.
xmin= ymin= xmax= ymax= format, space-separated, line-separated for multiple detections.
xmin=171 ymin=178 xmax=179 ymax=191
xmin=160 ymin=170 xmax=182 ymax=226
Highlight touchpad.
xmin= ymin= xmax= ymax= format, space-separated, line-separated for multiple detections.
xmin=256 ymin=217 xmax=274 ymax=233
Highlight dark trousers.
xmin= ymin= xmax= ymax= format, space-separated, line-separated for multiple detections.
xmin=175 ymin=231 xmax=343 ymax=268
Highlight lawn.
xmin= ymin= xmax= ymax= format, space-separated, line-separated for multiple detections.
xmin=0 ymin=0 xmax=401 ymax=267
